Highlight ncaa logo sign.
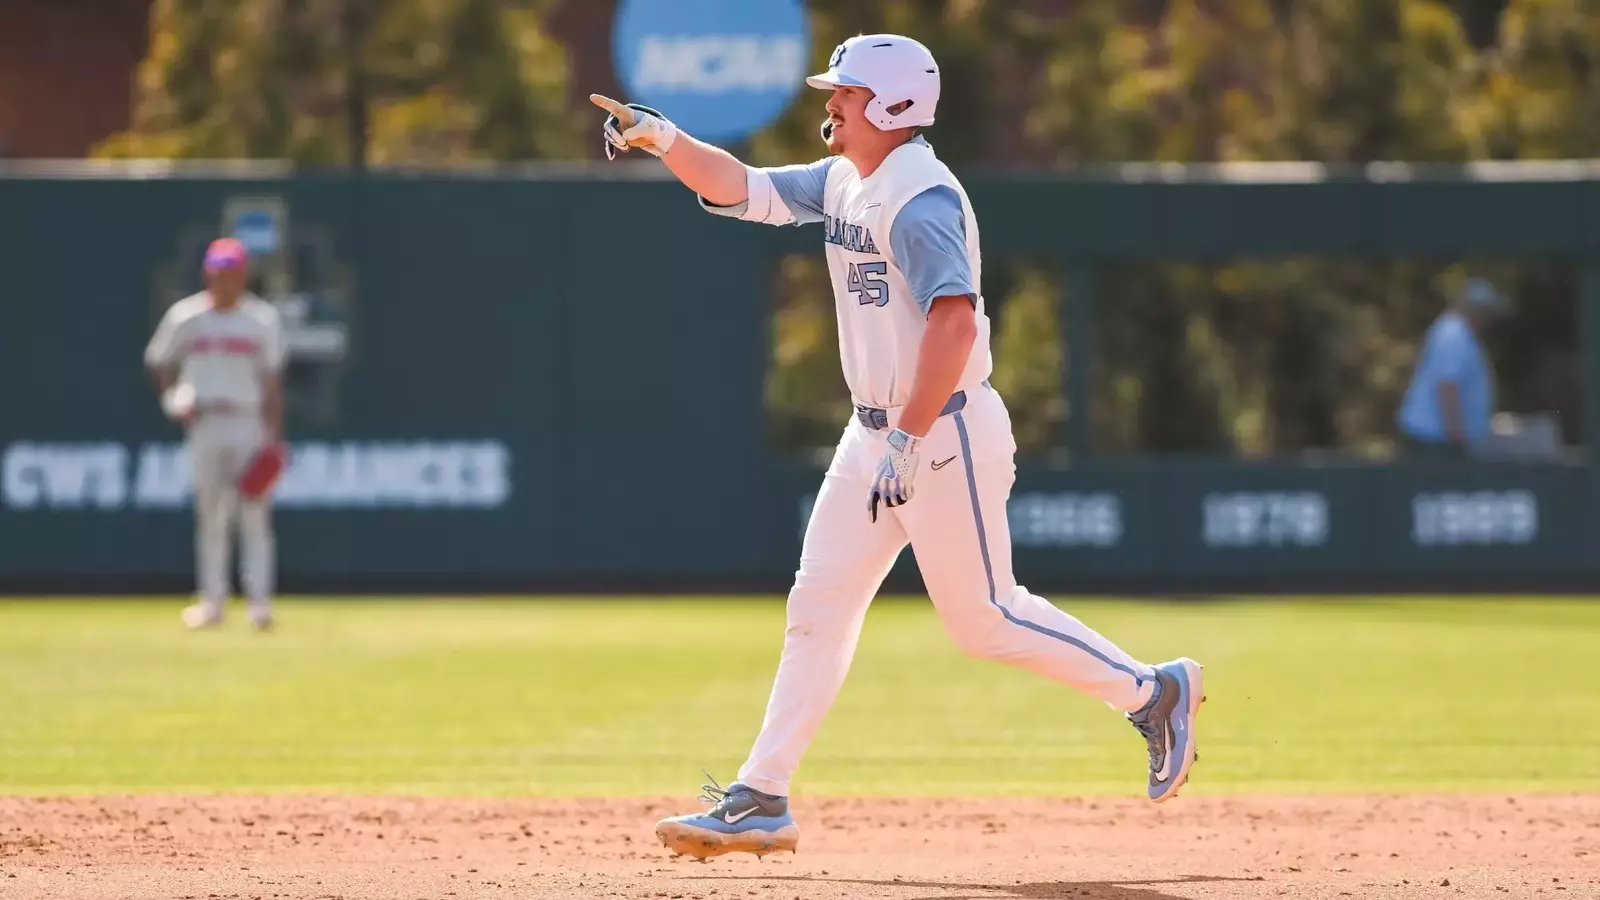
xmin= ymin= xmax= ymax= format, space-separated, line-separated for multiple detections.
xmin=613 ymin=0 xmax=809 ymax=144
xmin=232 ymin=209 xmax=281 ymax=255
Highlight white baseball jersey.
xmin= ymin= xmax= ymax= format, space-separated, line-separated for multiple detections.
xmin=144 ymin=292 xmax=285 ymax=409
xmin=705 ymin=137 xmax=991 ymax=409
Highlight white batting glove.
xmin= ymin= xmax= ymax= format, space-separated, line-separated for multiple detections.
xmin=868 ymin=428 xmax=923 ymax=522
xmin=591 ymin=94 xmax=678 ymax=159
xmin=161 ymin=383 xmax=196 ymax=423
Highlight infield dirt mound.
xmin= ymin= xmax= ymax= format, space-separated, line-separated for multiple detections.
xmin=2 ymin=795 xmax=1596 ymax=899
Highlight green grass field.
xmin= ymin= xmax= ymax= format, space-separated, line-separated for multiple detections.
xmin=1 ymin=597 xmax=1597 ymax=797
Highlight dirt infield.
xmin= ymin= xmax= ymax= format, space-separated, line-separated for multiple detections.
xmin=2 ymin=795 xmax=1596 ymax=899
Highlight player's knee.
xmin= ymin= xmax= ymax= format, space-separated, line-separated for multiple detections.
xmin=783 ymin=573 xmax=863 ymax=638
xmin=944 ymin=610 xmax=1014 ymax=661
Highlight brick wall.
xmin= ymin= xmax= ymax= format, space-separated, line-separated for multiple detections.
xmin=0 ymin=0 xmax=150 ymax=158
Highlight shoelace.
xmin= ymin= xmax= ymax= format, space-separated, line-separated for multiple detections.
xmin=1128 ymin=711 xmax=1164 ymax=769
xmin=698 ymin=771 xmax=732 ymax=807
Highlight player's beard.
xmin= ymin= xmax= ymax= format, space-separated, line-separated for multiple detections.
xmin=822 ymin=117 xmax=845 ymax=154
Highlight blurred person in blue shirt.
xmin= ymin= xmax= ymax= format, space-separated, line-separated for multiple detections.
xmin=1396 ymin=278 xmax=1511 ymax=457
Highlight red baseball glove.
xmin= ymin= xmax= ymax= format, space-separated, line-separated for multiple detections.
xmin=239 ymin=442 xmax=288 ymax=501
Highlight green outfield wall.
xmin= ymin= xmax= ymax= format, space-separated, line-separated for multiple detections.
xmin=2 ymin=163 xmax=1596 ymax=592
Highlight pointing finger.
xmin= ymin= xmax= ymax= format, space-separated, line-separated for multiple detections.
xmin=589 ymin=94 xmax=636 ymax=126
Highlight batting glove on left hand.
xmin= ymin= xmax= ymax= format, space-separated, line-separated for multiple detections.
xmin=591 ymin=94 xmax=678 ymax=160
xmin=868 ymin=428 xmax=923 ymax=522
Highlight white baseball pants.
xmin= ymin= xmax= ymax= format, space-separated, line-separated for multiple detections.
xmin=737 ymin=385 xmax=1156 ymax=797
xmin=188 ymin=413 xmax=275 ymax=617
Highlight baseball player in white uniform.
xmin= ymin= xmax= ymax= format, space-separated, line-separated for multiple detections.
xmin=144 ymin=238 xmax=286 ymax=631
xmin=594 ymin=34 xmax=1206 ymax=861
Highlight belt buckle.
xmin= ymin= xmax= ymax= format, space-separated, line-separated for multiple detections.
xmin=855 ymin=405 xmax=888 ymax=431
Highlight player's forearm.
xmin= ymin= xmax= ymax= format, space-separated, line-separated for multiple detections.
xmin=900 ymin=299 xmax=978 ymax=436
xmin=264 ymin=398 xmax=284 ymax=442
xmin=1437 ymin=382 xmax=1466 ymax=445
xmin=149 ymin=366 xmax=175 ymax=395
xmin=661 ymin=134 xmax=749 ymax=207
xmin=262 ymin=376 xmax=285 ymax=441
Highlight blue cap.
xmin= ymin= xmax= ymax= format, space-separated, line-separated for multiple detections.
xmin=1461 ymin=278 xmax=1510 ymax=316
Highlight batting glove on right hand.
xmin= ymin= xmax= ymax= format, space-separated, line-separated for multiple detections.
xmin=591 ymin=94 xmax=678 ymax=160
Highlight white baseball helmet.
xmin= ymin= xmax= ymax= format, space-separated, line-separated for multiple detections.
xmin=806 ymin=34 xmax=940 ymax=130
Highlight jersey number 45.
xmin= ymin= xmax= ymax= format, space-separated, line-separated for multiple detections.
xmin=847 ymin=261 xmax=890 ymax=307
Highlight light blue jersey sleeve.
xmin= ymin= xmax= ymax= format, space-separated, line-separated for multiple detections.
xmin=763 ymin=157 xmax=835 ymax=223
xmin=700 ymin=157 xmax=836 ymax=225
xmin=889 ymin=186 xmax=975 ymax=316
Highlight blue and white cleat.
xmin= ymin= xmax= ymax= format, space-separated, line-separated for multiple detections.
xmin=656 ymin=775 xmax=800 ymax=860
xmin=1128 ymin=657 xmax=1206 ymax=803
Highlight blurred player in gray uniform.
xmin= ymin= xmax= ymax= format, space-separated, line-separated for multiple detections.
xmin=145 ymin=238 xmax=286 ymax=631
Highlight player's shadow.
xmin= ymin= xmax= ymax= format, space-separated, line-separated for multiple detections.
xmin=684 ymin=873 xmax=1252 ymax=899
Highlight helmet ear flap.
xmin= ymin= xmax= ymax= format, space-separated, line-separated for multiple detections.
xmin=865 ymin=96 xmax=921 ymax=130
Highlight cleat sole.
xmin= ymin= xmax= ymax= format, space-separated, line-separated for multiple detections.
xmin=655 ymin=820 xmax=799 ymax=861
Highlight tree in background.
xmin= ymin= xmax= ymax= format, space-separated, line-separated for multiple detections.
xmin=1466 ymin=0 xmax=1600 ymax=159
xmin=96 ymin=0 xmax=581 ymax=165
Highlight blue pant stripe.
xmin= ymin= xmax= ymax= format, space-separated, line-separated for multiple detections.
xmin=952 ymin=412 xmax=1144 ymax=688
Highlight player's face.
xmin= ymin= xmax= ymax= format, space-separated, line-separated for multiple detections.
xmin=824 ymin=85 xmax=874 ymax=155
xmin=205 ymin=265 xmax=248 ymax=302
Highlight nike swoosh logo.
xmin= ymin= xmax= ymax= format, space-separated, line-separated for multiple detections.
xmin=1153 ymin=727 xmax=1175 ymax=782
xmin=724 ymin=807 xmax=760 ymax=825
xmin=864 ymin=203 xmax=882 ymax=209
xmin=930 ymin=456 xmax=957 ymax=470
